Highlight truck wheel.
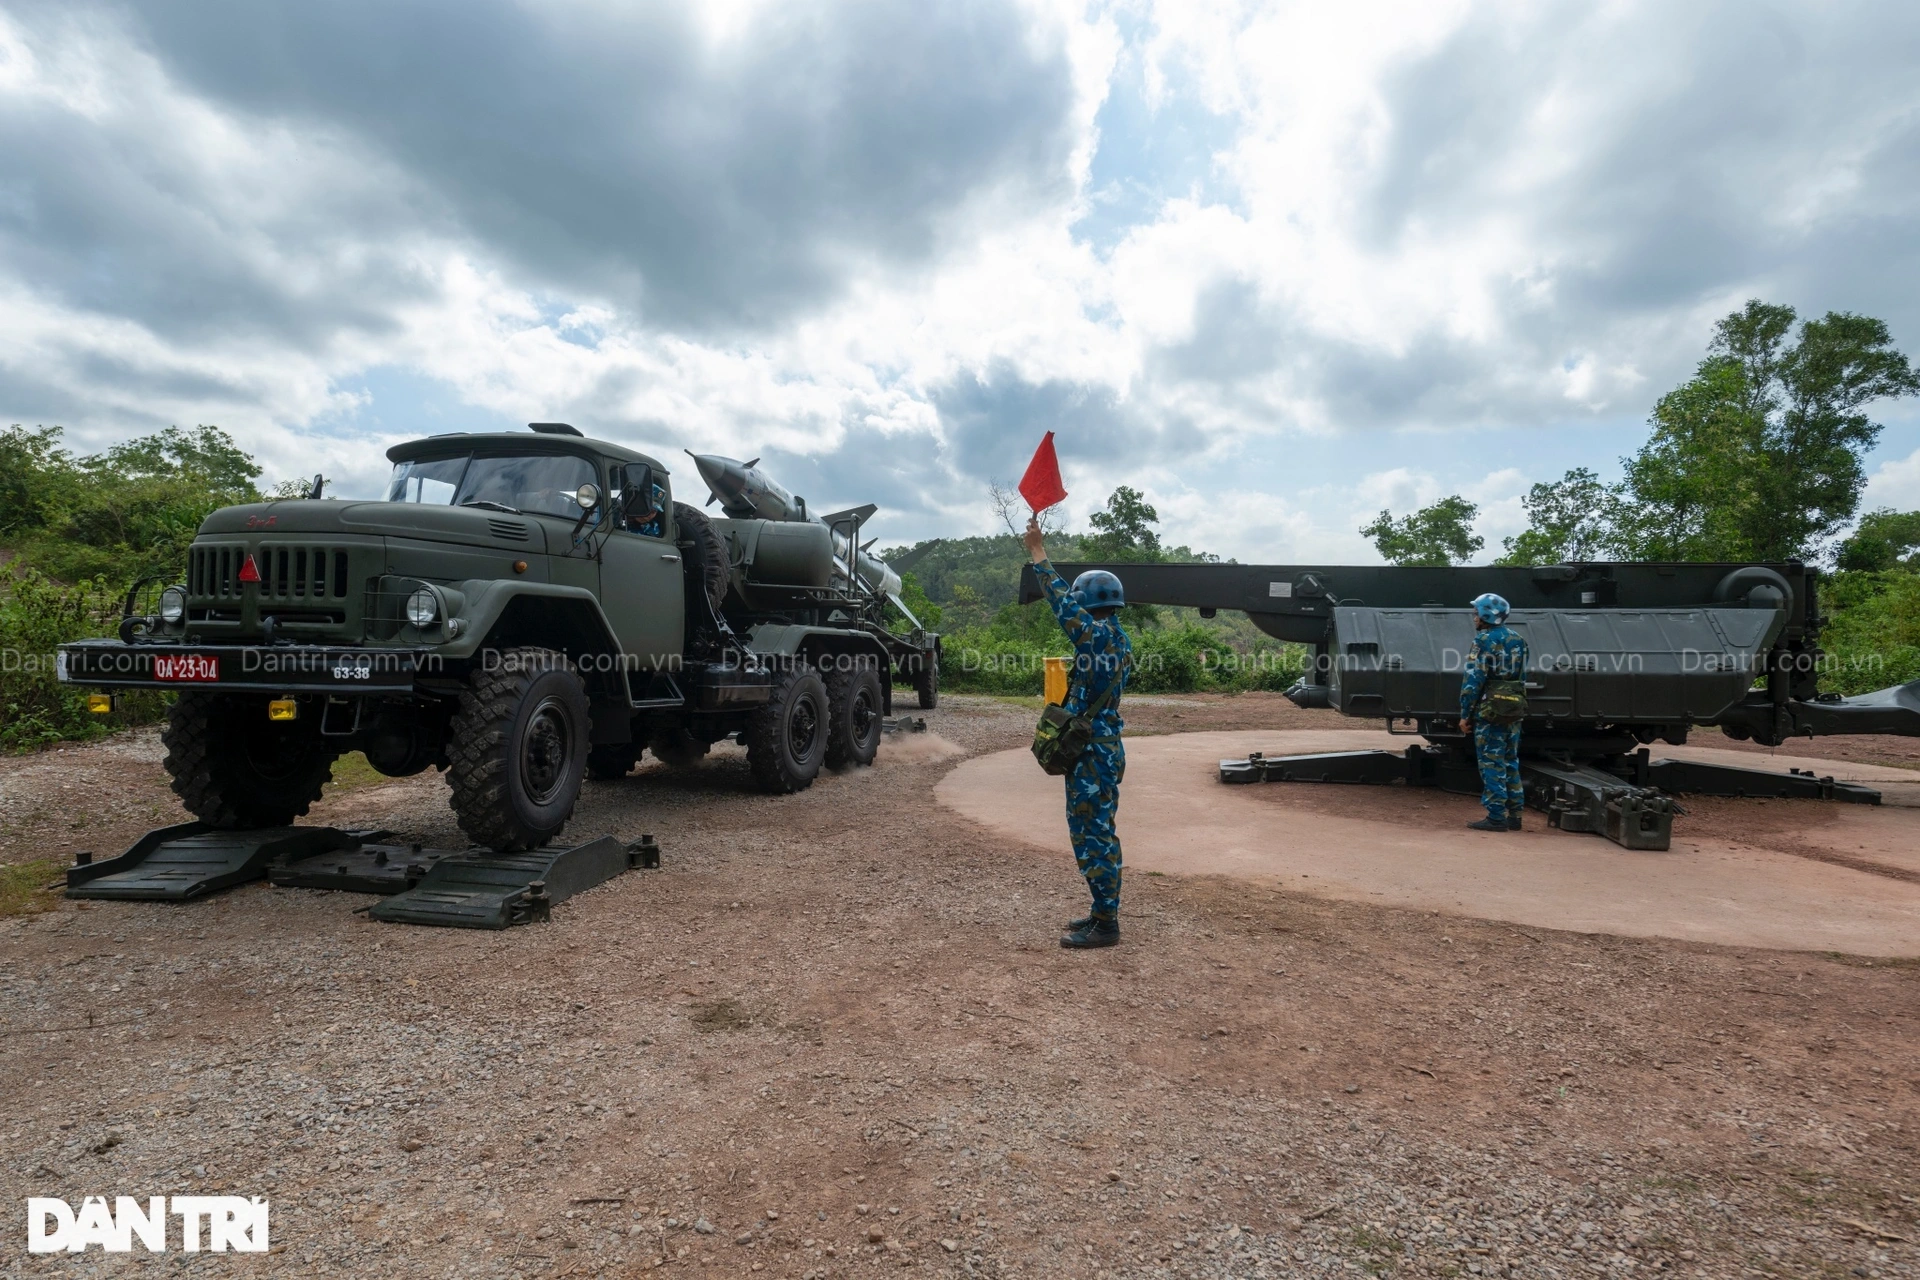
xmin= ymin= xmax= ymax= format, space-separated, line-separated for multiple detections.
xmin=673 ymin=501 xmax=730 ymax=615
xmin=447 ymin=648 xmax=590 ymax=850
xmin=586 ymin=743 xmax=640 ymax=781
xmin=648 ymin=728 xmax=712 ymax=768
xmin=746 ymin=664 xmax=828 ymax=793
xmin=825 ymin=658 xmax=883 ymax=768
xmin=915 ymin=651 xmax=940 ymax=710
xmin=164 ymin=692 xmax=338 ymax=828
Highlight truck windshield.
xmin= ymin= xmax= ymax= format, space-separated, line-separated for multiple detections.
xmin=386 ymin=454 xmax=600 ymax=521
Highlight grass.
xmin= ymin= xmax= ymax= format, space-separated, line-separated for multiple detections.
xmin=325 ymin=751 xmax=388 ymax=792
xmin=1349 ymin=1224 xmax=1404 ymax=1275
xmin=0 ymin=858 xmax=66 ymax=917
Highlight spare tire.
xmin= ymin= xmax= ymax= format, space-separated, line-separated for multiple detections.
xmin=674 ymin=501 xmax=729 ymax=615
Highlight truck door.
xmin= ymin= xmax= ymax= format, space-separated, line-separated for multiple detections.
xmin=598 ymin=463 xmax=685 ymax=675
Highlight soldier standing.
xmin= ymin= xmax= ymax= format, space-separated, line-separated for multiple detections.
xmin=1458 ymin=592 xmax=1530 ymax=831
xmin=1024 ymin=515 xmax=1132 ymax=948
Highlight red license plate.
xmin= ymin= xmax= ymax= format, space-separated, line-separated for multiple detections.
xmin=154 ymin=654 xmax=219 ymax=682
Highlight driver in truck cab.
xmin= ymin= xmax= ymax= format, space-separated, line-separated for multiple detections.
xmin=623 ymin=474 xmax=667 ymax=537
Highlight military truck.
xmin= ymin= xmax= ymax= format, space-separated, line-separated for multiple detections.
xmin=58 ymin=423 xmax=940 ymax=851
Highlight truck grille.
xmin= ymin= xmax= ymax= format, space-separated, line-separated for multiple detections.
xmin=190 ymin=545 xmax=352 ymax=600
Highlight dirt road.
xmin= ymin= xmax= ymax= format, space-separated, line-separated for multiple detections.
xmin=2 ymin=693 xmax=1917 ymax=1279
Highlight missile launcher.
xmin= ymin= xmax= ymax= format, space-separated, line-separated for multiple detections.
xmin=688 ymin=452 xmax=910 ymax=619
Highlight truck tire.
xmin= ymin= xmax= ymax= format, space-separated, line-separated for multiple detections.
xmin=586 ymin=743 xmax=640 ymax=780
xmin=648 ymin=728 xmax=712 ymax=768
xmin=163 ymin=692 xmax=338 ymax=828
xmin=447 ymin=648 xmax=590 ymax=850
xmin=825 ymin=657 xmax=883 ymax=768
xmin=674 ymin=501 xmax=729 ymax=615
xmin=746 ymin=664 xmax=828 ymax=793
xmin=914 ymin=650 xmax=939 ymax=710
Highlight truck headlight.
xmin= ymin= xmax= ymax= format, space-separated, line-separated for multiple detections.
xmin=406 ymin=587 xmax=440 ymax=627
xmin=159 ymin=586 xmax=187 ymax=624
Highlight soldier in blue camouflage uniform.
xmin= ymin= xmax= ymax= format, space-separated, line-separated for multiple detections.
xmin=1458 ymin=592 xmax=1530 ymax=831
xmin=1025 ymin=516 xmax=1131 ymax=948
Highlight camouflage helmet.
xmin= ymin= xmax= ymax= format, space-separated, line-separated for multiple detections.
xmin=1470 ymin=592 xmax=1511 ymax=624
xmin=1072 ymin=569 xmax=1125 ymax=611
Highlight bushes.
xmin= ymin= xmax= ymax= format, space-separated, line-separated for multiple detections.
xmin=940 ymin=603 xmax=1307 ymax=697
xmin=1817 ymin=570 xmax=1920 ymax=696
xmin=0 ymin=422 xmax=259 ymax=750
xmin=0 ymin=424 xmax=261 ymax=583
xmin=0 ymin=572 xmax=168 ymax=750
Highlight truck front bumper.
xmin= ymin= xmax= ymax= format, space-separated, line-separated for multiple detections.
xmin=57 ymin=640 xmax=438 ymax=695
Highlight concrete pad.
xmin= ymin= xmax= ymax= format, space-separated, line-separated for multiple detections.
xmin=935 ymin=730 xmax=1920 ymax=956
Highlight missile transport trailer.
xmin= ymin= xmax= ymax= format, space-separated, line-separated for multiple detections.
xmin=1020 ymin=559 xmax=1920 ymax=849
xmin=58 ymin=424 xmax=941 ymax=852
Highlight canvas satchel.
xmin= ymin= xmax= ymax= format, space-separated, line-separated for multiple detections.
xmin=1031 ymin=657 xmax=1129 ymax=776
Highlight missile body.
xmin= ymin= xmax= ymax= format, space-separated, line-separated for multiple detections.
xmin=689 ymin=453 xmax=802 ymax=522
xmin=689 ymin=451 xmax=904 ymax=604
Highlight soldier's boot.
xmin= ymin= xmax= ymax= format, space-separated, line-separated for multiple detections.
xmin=1064 ymin=913 xmax=1095 ymax=930
xmin=1506 ymin=808 xmax=1523 ymax=831
xmin=1466 ymin=816 xmax=1510 ymax=832
xmin=1060 ymin=918 xmax=1120 ymax=949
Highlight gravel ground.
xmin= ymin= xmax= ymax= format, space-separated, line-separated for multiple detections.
xmin=1 ymin=692 xmax=1916 ymax=1279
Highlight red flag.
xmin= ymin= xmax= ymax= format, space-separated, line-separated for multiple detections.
xmin=1017 ymin=431 xmax=1067 ymax=512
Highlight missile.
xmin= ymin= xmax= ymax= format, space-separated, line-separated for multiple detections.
xmin=688 ymin=452 xmax=802 ymax=522
xmin=688 ymin=450 xmax=907 ymax=610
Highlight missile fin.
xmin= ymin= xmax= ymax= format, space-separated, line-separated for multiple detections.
xmin=888 ymin=593 xmax=923 ymax=631
xmin=822 ymin=503 xmax=878 ymax=529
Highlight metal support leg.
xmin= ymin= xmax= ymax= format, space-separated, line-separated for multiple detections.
xmin=1644 ymin=757 xmax=1881 ymax=805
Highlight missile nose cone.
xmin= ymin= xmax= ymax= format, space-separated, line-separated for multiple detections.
xmin=691 ymin=453 xmax=744 ymax=492
xmin=689 ymin=450 xmax=798 ymax=520
xmin=691 ymin=453 xmax=750 ymax=507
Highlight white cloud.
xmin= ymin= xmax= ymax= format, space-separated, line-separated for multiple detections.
xmin=2 ymin=0 xmax=1918 ymax=560
xmin=1862 ymin=445 xmax=1920 ymax=514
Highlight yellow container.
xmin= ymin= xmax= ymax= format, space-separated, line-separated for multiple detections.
xmin=1043 ymin=655 xmax=1070 ymax=706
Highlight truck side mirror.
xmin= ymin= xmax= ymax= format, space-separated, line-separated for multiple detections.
xmin=621 ymin=464 xmax=657 ymax=525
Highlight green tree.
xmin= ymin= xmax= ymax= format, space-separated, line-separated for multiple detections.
xmin=0 ymin=425 xmax=79 ymax=539
xmin=1 ymin=424 xmax=265 ymax=582
xmin=102 ymin=425 xmax=262 ymax=494
xmin=891 ymin=571 xmax=943 ymax=628
xmin=1082 ymin=486 xmax=1163 ymax=562
xmin=1615 ymin=301 xmax=1919 ymax=561
xmin=1361 ymin=495 xmax=1483 ymax=566
xmin=1611 ymin=358 xmax=1760 ymax=559
xmin=1837 ymin=509 xmax=1920 ymax=572
xmin=1497 ymin=467 xmax=1615 ymax=565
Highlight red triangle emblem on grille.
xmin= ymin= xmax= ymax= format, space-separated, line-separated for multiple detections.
xmin=237 ymin=554 xmax=261 ymax=584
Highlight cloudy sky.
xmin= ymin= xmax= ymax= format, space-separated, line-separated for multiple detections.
xmin=3 ymin=0 xmax=1918 ymax=562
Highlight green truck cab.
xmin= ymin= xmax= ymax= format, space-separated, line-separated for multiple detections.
xmin=58 ymin=424 xmax=940 ymax=850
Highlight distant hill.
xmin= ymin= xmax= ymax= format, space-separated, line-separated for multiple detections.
xmin=879 ymin=533 xmax=1087 ymax=611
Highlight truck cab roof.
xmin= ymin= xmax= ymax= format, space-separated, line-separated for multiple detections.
xmin=386 ymin=430 xmax=669 ymax=476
